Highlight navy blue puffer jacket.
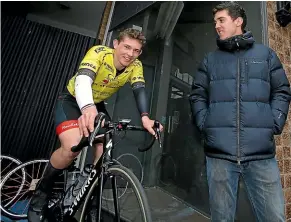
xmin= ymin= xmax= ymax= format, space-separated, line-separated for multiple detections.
xmin=189 ymin=31 xmax=291 ymax=163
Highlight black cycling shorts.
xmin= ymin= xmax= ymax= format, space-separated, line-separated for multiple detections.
xmin=54 ymin=89 xmax=110 ymax=135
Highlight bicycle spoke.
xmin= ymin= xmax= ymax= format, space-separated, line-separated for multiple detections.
xmin=37 ymin=162 xmax=47 ymax=180
xmin=1 ymin=175 xmax=26 ymax=185
xmin=2 ymin=182 xmax=27 ymax=190
xmin=2 ymin=186 xmax=29 ymax=197
xmin=25 ymin=170 xmax=34 ymax=181
xmin=3 ymin=169 xmax=23 ymax=181
xmin=1 ymin=161 xmax=14 ymax=174
xmin=8 ymin=188 xmax=30 ymax=208
xmin=22 ymin=196 xmax=31 ymax=214
xmin=24 ymin=195 xmax=34 ymax=212
xmin=32 ymin=162 xmax=35 ymax=181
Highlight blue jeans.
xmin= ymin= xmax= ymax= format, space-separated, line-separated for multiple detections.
xmin=206 ymin=157 xmax=285 ymax=222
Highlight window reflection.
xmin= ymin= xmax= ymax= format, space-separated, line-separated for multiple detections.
xmin=160 ymin=28 xmax=210 ymax=215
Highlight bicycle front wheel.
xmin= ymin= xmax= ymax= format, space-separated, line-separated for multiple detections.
xmin=80 ymin=165 xmax=152 ymax=222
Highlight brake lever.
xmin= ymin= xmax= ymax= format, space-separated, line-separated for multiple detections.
xmin=89 ymin=112 xmax=106 ymax=146
xmin=154 ymin=120 xmax=162 ymax=148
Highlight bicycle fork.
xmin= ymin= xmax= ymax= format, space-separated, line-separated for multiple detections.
xmin=112 ymin=175 xmax=120 ymax=221
xmin=96 ymin=167 xmax=104 ymax=222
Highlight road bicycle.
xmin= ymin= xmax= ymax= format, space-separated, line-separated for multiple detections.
xmin=15 ymin=112 xmax=161 ymax=222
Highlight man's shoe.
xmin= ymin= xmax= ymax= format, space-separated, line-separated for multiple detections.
xmin=27 ymin=188 xmax=49 ymax=222
xmin=27 ymin=161 xmax=62 ymax=221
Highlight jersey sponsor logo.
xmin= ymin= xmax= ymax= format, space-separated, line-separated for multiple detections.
xmin=104 ymin=62 xmax=114 ymax=72
xmin=107 ymin=82 xmax=120 ymax=88
xmin=132 ymin=61 xmax=142 ymax=67
xmin=81 ymin=62 xmax=96 ymax=70
xmin=98 ymin=83 xmax=119 ymax=89
xmin=102 ymin=74 xmax=114 ymax=84
xmin=94 ymin=46 xmax=106 ymax=54
xmin=92 ymin=90 xmax=111 ymax=97
xmin=56 ymin=120 xmax=79 ymax=135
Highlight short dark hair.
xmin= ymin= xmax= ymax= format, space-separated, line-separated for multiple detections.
xmin=213 ymin=2 xmax=247 ymax=31
xmin=117 ymin=28 xmax=146 ymax=46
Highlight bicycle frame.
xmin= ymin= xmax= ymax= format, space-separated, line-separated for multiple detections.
xmin=64 ymin=129 xmax=116 ymax=220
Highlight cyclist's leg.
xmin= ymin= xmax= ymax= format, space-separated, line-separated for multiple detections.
xmin=51 ymin=91 xmax=84 ymax=171
xmin=28 ymin=91 xmax=82 ymax=222
xmin=50 ymin=128 xmax=82 ymax=169
xmin=93 ymin=143 xmax=103 ymax=165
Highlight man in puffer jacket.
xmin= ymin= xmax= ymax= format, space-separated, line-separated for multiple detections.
xmin=189 ymin=2 xmax=291 ymax=221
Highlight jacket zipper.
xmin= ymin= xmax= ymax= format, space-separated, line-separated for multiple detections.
xmin=237 ymin=56 xmax=241 ymax=165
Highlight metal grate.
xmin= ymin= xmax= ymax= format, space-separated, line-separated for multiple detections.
xmin=1 ymin=16 xmax=96 ymax=161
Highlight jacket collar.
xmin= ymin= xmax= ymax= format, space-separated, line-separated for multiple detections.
xmin=216 ymin=31 xmax=255 ymax=52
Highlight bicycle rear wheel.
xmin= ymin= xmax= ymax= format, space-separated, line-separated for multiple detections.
xmin=80 ymin=165 xmax=152 ymax=222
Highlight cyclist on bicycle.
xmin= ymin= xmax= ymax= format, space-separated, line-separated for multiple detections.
xmin=28 ymin=28 xmax=163 ymax=222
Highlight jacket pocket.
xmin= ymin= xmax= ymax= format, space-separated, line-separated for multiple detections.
xmin=269 ymin=104 xmax=277 ymax=134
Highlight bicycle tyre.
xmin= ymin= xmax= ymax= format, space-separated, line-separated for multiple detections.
xmin=79 ymin=165 xmax=152 ymax=222
xmin=102 ymin=153 xmax=144 ymax=202
xmin=101 ymin=159 xmax=129 ymax=202
xmin=116 ymin=153 xmax=144 ymax=184
xmin=0 ymin=155 xmax=26 ymax=207
xmin=0 ymin=159 xmax=49 ymax=219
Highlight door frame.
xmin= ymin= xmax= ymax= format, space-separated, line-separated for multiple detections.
xmin=164 ymin=77 xmax=191 ymax=150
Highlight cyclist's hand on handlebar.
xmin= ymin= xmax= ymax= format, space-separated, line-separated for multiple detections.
xmin=79 ymin=105 xmax=98 ymax=137
xmin=142 ymin=116 xmax=164 ymax=138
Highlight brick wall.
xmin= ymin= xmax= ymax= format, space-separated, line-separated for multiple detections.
xmin=267 ymin=1 xmax=291 ymax=220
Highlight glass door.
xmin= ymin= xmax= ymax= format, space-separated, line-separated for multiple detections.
xmin=157 ymin=32 xmax=210 ymax=215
